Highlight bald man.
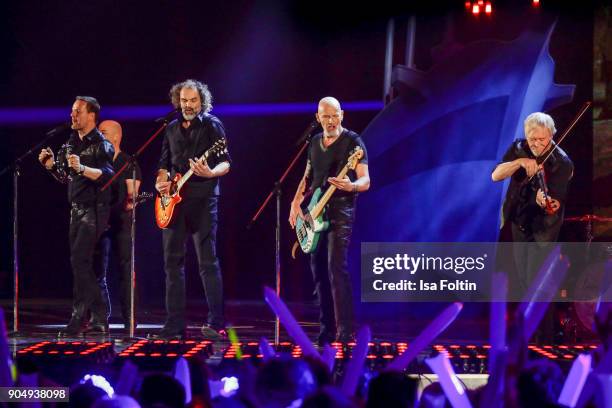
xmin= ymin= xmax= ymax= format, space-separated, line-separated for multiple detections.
xmin=96 ymin=120 xmax=142 ymax=330
xmin=289 ymin=97 xmax=370 ymax=345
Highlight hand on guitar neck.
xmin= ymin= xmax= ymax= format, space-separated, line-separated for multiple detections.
xmin=189 ymin=157 xmax=215 ymax=178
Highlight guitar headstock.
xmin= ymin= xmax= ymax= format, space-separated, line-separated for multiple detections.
xmin=346 ymin=147 xmax=364 ymax=170
xmin=206 ymin=138 xmax=228 ymax=158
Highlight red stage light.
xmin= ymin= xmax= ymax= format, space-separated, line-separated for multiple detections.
xmin=472 ymin=4 xmax=480 ymax=14
xmin=485 ymin=3 xmax=492 ymax=14
xmin=563 ymin=354 xmax=574 ymax=359
xmin=532 ymin=0 xmax=540 ymax=6
xmin=476 ymin=354 xmax=487 ymax=359
xmin=465 ymin=1 xmax=471 ymax=10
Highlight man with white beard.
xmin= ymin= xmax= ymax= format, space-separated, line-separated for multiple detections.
xmin=289 ymin=97 xmax=370 ymax=345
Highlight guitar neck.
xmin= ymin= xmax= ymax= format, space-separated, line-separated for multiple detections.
xmin=176 ymin=150 xmax=210 ymax=191
xmin=311 ymin=163 xmax=351 ymax=219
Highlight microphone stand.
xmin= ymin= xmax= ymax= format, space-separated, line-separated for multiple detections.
xmin=101 ymin=115 xmax=173 ymax=339
xmin=248 ymin=126 xmax=316 ymax=344
xmin=0 ymin=129 xmax=66 ymax=335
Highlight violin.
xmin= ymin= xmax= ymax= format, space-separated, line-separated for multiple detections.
xmin=534 ymin=157 xmax=555 ymax=215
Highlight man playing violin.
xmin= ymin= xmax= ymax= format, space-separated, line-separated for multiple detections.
xmin=492 ymin=112 xmax=573 ymax=341
xmin=492 ymin=112 xmax=573 ymax=244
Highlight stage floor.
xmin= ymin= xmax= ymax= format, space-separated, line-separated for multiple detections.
xmin=3 ymin=298 xmax=491 ymax=356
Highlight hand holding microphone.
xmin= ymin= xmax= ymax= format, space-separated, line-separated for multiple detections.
xmin=67 ymin=153 xmax=84 ymax=175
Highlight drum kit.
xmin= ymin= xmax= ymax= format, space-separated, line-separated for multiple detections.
xmin=559 ymin=213 xmax=612 ymax=341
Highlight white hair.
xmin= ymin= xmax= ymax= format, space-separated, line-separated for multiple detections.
xmin=524 ymin=112 xmax=556 ymax=137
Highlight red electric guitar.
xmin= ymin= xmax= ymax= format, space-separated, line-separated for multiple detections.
xmin=155 ymin=138 xmax=227 ymax=228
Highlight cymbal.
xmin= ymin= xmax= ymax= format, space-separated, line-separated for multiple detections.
xmin=564 ymin=214 xmax=612 ymax=222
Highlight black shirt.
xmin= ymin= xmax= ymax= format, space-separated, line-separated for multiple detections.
xmin=55 ymin=129 xmax=115 ymax=205
xmin=110 ymin=151 xmax=143 ymax=211
xmin=499 ymin=139 xmax=573 ymax=239
xmin=158 ymin=111 xmax=230 ymax=198
xmin=307 ymin=129 xmax=368 ymax=198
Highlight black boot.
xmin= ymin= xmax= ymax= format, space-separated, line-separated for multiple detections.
xmin=59 ymin=307 xmax=87 ymax=337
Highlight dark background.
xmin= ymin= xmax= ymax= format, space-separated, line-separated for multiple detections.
xmin=0 ymin=2 xmax=597 ymax=317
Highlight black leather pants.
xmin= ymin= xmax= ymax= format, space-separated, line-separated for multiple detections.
xmin=310 ymin=196 xmax=356 ymax=340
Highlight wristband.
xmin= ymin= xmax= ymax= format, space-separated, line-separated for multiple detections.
xmin=78 ymin=164 xmax=85 ymax=175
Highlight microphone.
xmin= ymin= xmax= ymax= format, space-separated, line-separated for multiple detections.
xmin=45 ymin=122 xmax=70 ymax=136
xmin=155 ymin=108 xmax=179 ymax=123
xmin=295 ymin=120 xmax=320 ymax=146
xmin=65 ymin=144 xmax=78 ymax=177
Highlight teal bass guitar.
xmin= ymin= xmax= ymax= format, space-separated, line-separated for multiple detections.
xmin=293 ymin=147 xmax=364 ymax=257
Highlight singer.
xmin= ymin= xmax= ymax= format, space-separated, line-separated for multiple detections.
xmin=38 ymin=96 xmax=115 ymax=336
xmin=289 ymin=97 xmax=370 ymax=345
xmin=154 ymin=79 xmax=231 ymax=339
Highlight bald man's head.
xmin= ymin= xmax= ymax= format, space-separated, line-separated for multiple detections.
xmin=318 ymin=96 xmax=341 ymax=111
xmin=316 ymin=96 xmax=344 ymax=138
xmin=99 ymin=120 xmax=122 ymax=148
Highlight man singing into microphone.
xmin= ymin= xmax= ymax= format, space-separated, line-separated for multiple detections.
xmin=154 ymin=79 xmax=230 ymax=339
xmin=38 ymin=96 xmax=115 ymax=336
xmin=289 ymin=97 xmax=370 ymax=345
